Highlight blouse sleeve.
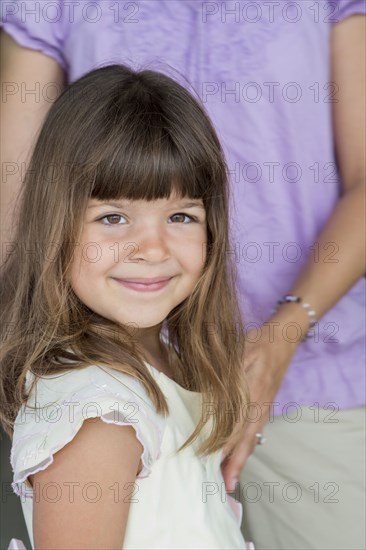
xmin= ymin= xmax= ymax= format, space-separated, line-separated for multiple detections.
xmin=0 ymin=0 xmax=67 ymax=71
xmin=10 ymin=365 xmax=166 ymax=499
xmin=332 ymin=0 xmax=366 ymax=23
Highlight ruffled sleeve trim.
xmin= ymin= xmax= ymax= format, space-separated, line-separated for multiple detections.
xmin=11 ymin=365 xmax=166 ymax=499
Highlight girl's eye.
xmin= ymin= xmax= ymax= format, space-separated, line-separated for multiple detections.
xmin=98 ymin=212 xmax=197 ymax=225
xmin=99 ymin=214 xmax=127 ymax=225
xmin=169 ymin=213 xmax=196 ymax=224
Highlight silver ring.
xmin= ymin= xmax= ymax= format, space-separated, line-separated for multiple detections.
xmin=256 ymin=432 xmax=266 ymax=446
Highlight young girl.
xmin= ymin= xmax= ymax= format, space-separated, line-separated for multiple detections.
xmin=0 ymin=64 xmax=252 ymax=549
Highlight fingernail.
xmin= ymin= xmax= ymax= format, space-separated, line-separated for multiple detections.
xmin=231 ymin=478 xmax=239 ymax=491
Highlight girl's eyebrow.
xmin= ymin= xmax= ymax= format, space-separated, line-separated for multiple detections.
xmin=88 ymin=200 xmax=205 ymax=210
xmin=176 ymin=201 xmax=205 ymax=209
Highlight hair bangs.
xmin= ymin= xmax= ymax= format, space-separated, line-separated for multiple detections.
xmin=88 ymin=105 xmax=215 ymax=203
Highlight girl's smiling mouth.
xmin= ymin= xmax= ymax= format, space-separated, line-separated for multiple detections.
xmin=112 ymin=276 xmax=174 ymax=292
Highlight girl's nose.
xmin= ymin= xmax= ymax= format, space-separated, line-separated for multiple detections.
xmin=128 ymin=227 xmax=171 ymax=263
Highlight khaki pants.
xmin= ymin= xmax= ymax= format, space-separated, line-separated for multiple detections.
xmin=238 ymin=406 xmax=366 ymax=550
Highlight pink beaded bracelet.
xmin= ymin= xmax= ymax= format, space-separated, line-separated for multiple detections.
xmin=271 ymin=294 xmax=318 ymax=341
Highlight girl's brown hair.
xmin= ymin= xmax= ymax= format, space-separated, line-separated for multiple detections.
xmin=0 ymin=64 xmax=248 ymax=455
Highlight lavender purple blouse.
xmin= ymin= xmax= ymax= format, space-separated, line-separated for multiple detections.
xmin=1 ymin=0 xmax=365 ymax=410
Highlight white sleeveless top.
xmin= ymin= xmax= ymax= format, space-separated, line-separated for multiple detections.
xmin=10 ymin=360 xmax=247 ymax=549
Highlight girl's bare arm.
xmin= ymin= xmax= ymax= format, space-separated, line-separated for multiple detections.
xmin=31 ymin=418 xmax=143 ymax=549
xmin=0 ymin=30 xmax=65 ymax=258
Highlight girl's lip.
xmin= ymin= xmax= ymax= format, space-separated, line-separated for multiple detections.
xmin=117 ymin=276 xmax=173 ymax=284
xmin=113 ymin=277 xmax=173 ymax=292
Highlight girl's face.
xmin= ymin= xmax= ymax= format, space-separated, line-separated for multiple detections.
xmin=69 ymin=192 xmax=207 ymax=339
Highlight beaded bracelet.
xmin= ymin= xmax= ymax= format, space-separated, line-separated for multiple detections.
xmin=271 ymin=294 xmax=318 ymax=341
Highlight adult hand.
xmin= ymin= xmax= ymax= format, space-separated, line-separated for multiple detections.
xmin=221 ymin=320 xmax=301 ymax=492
